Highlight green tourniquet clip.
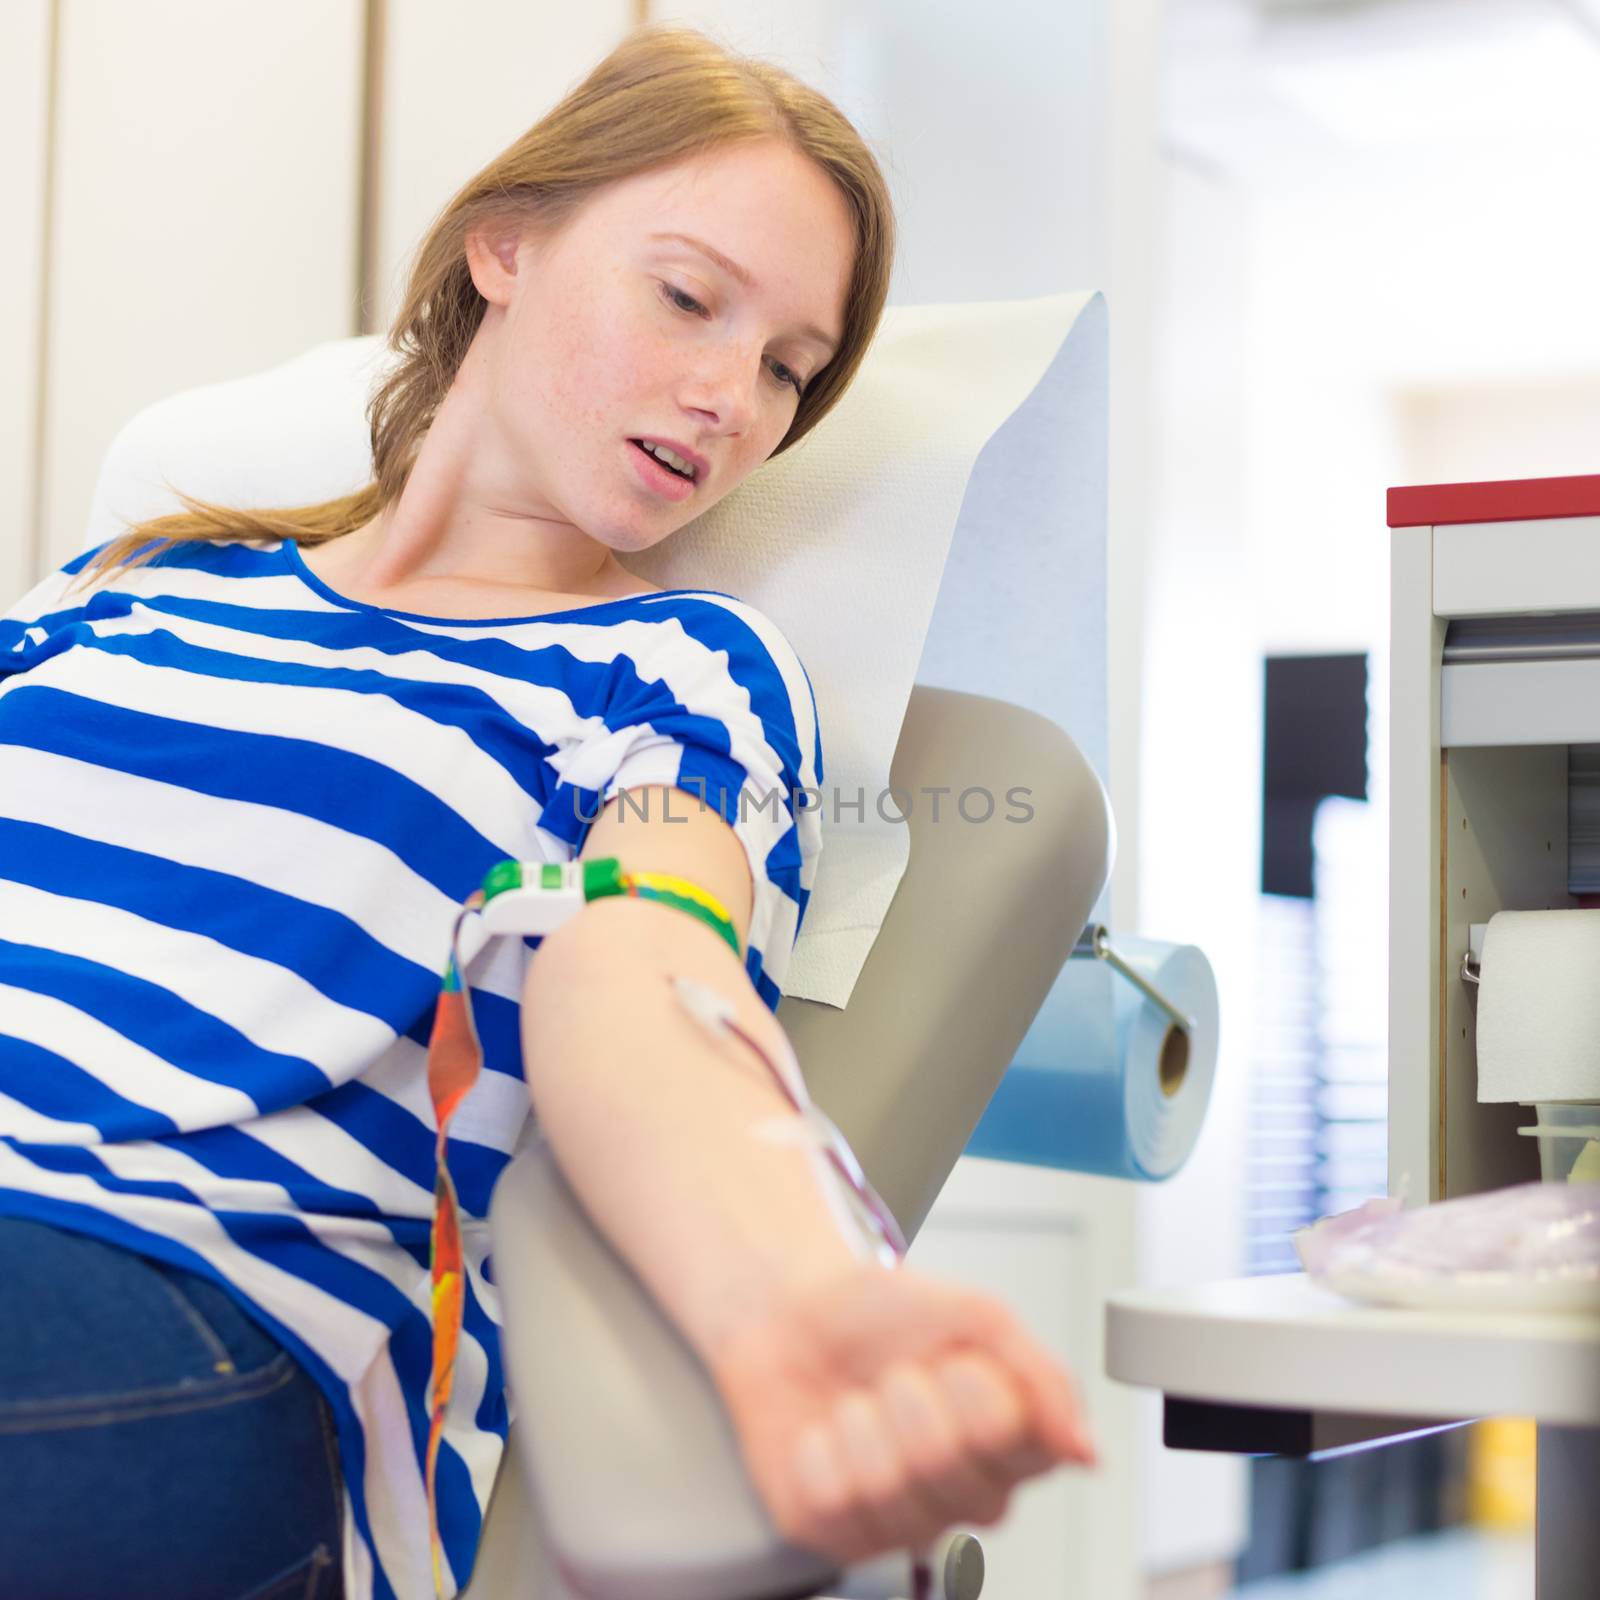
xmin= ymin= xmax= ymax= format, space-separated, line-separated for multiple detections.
xmin=477 ymin=855 xmax=741 ymax=959
xmin=582 ymin=856 xmax=626 ymax=901
xmin=479 ymin=859 xmax=524 ymax=903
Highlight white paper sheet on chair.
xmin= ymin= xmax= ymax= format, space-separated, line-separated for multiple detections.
xmin=81 ymin=294 xmax=1108 ymax=1011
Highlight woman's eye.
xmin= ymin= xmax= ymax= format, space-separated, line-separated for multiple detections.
xmin=660 ymin=282 xmax=707 ymax=317
xmin=658 ymin=281 xmax=804 ymax=398
xmin=768 ymin=359 xmax=805 ymax=397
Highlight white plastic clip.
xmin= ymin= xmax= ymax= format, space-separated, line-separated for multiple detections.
xmin=478 ymin=877 xmax=587 ymax=936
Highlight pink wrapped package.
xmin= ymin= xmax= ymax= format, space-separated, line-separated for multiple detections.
xmin=1293 ymin=1182 xmax=1600 ymax=1313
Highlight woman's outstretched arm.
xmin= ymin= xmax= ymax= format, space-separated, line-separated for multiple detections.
xmin=517 ymin=788 xmax=1097 ymax=1566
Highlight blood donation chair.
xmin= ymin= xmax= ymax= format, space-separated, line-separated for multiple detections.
xmin=78 ymin=305 xmax=1113 ymax=1600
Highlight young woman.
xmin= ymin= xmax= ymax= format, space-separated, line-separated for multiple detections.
xmin=0 ymin=26 xmax=1095 ymax=1600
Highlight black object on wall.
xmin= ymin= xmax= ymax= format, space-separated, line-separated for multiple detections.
xmin=1261 ymin=654 xmax=1369 ymax=898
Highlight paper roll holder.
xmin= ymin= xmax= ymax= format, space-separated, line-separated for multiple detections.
xmin=1070 ymin=923 xmax=1196 ymax=1099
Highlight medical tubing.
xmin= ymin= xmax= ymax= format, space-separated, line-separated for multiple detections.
xmin=669 ymin=976 xmax=907 ymax=1261
xmin=666 ymin=975 xmax=930 ymax=1598
xmin=424 ymin=893 xmax=490 ymax=1599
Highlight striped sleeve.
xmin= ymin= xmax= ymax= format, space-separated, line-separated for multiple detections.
xmin=557 ymin=598 xmax=823 ymax=1010
xmin=0 ymin=544 xmax=105 ymax=665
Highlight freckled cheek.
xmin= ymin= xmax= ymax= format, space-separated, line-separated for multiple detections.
xmin=590 ymin=295 xmax=667 ymax=388
xmin=508 ymin=322 xmax=613 ymax=454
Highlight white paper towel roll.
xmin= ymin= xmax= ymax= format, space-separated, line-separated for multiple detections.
xmin=1477 ymin=908 xmax=1600 ymax=1103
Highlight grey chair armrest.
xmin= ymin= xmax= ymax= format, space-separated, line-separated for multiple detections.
xmin=473 ymin=687 xmax=1114 ymax=1600
xmin=780 ymin=686 xmax=1114 ymax=1243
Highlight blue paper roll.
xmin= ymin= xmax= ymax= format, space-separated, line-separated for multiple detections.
xmin=965 ymin=935 xmax=1219 ymax=1180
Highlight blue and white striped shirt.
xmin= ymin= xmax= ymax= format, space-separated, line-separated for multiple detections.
xmin=0 ymin=536 xmax=823 ymax=1600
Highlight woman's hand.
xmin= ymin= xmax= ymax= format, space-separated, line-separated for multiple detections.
xmin=706 ymin=1260 xmax=1098 ymax=1568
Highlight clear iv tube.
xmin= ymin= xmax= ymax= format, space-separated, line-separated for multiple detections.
xmin=668 ymin=976 xmax=933 ymax=1600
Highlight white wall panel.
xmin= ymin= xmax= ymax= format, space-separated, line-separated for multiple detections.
xmin=1134 ymin=155 xmax=1252 ymax=1579
xmin=374 ymin=1 xmax=636 ymax=332
xmin=0 ymin=0 xmax=54 ymax=605
xmin=907 ymin=1210 xmax=1094 ymax=1599
xmin=918 ymin=1155 xmax=1142 ymax=1600
xmin=39 ymin=0 xmax=364 ymax=576
xmin=656 ymin=0 xmax=1154 ymax=933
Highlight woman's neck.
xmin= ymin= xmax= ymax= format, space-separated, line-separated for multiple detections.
xmin=333 ymin=343 xmax=643 ymax=601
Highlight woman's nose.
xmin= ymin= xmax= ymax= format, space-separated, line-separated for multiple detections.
xmin=682 ymin=346 xmax=762 ymax=435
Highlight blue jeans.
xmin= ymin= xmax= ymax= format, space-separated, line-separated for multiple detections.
xmin=0 ymin=1215 xmax=345 ymax=1599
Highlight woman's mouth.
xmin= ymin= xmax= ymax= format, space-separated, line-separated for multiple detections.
xmin=628 ymin=439 xmax=698 ymax=502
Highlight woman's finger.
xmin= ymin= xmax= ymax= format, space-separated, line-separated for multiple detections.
xmin=831 ymin=1385 xmax=956 ymax=1551
xmin=897 ymin=1276 xmax=1093 ymax=1466
xmin=935 ymin=1350 xmax=1059 ymax=1482
xmin=879 ymin=1361 xmax=1012 ymax=1526
xmin=975 ymin=1307 xmax=1098 ymax=1467
xmin=789 ymin=1416 xmax=903 ymax=1566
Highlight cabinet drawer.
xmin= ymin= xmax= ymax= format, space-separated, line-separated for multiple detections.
xmin=1433 ymin=516 xmax=1600 ymax=617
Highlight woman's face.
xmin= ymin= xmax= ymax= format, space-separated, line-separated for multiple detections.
xmin=468 ymin=138 xmax=857 ymax=554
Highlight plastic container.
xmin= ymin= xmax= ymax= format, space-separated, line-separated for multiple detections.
xmin=1516 ymin=1101 xmax=1600 ymax=1183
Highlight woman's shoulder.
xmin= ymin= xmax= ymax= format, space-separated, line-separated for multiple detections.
xmin=633 ymin=588 xmax=812 ymax=686
xmin=41 ymin=536 xmax=284 ymax=606
xmin=88 ymin=534 xmax=282 ymax=574
xmin=631 ymin=593 xmax=820 ymax=762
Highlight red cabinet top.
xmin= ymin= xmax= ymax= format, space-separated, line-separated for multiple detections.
xmin=1388 ymin=474 xmax=1600 ymax=528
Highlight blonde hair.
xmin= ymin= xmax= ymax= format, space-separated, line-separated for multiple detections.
xmin=84 ymin=23 xmax=895 ymax=585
